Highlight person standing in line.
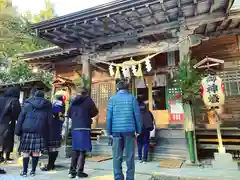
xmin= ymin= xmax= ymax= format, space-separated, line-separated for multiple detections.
xmin=0 ymin=87 xmax=21 ymax=174
xmin=106 ymin=80 xmax=142 ymax=180
xmin=137 ymin=96 xmax=154 ymax=164
xmin=41 ymin=94 xmax=66 ymax=171
xmin=15 ymin=90 xmax=52 ymax=177
xmin=68 ymin=87 xmax=98 ymax=179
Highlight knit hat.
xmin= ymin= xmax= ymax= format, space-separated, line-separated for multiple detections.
xmin=116 ymin=80 xmax=128 ymax=90
xmin=34 ymin=90 xmax=44 ymax=98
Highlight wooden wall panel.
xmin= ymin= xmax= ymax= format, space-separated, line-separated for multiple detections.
xmin=192 ymin=35 xmax=240 ymax=126
xmin=192 ymin=35 xmax=240 ymax=69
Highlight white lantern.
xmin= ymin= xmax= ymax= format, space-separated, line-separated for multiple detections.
xmin=201 ymin=75 xmax=225 ymax=108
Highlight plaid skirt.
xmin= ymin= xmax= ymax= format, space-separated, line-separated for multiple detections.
xmin=18 ymin=133 xmax=45 ymax=153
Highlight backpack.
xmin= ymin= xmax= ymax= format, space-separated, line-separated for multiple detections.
xmin=142 ymin=111 xmax=154 ymax=131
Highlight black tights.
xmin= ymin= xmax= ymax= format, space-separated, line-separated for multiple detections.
xmin=70 ymin=151 xmax=86 ymax=173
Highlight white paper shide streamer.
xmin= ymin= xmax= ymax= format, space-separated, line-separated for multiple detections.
xmin=109 ymin=63 xmax=115 ymax=76
xmin=145 ymin=58 xmax=152 ymax=72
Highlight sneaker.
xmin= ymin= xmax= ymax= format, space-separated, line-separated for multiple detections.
xmin=143 ymin=161 xmax=147 ymax=164
xmin=6 ymin=157 xmax=14 ymax=161
xmin=76 ymin=172 xmax=88 ymax=178
xmin=68 ymin=170 xmax=77 ymax=179
xmin=41 ymin=166 xmax=53 ymax=171
xmin=138 ymin=160 xmax=143 ymax=163
xmin=0 ymin=168 xmax=6 ymax=174
xmin=20 ymin=171 xmax=27 ymax=177
xmin=0 ymin=157 xmax=4 ymax=163
xmin=30 ymin=170 xmax=35 ymax=177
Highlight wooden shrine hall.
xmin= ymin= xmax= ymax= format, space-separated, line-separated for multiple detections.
xmin=20 ymin=0 xmax=240 ymax=161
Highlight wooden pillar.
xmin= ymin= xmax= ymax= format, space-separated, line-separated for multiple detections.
xmin=178 ymin=27 xmax=198 ymax=164
xmin=82 ymin=56 xmax=92 ymax=96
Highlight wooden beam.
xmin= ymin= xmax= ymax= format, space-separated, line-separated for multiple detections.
xmin=209 ymin=0 xmax=214 ymax=13
xmin=53 ymin=29 xmax=76 ymax=42
xmin=159 ymin=0 xmax=170 ymax=22
xmin=145 ymin=4 xmax=159 ymax=25
xmin=225 ymin=19 xmax=233 ymax=29
xmin=204 ymin=24 xmax=208 ymax=36
xmin=71 ymin=23 xmax=96 ymax=37
xmin=61 ymin=25 xmax=93 ymax=40
xmin=193 ymin=0 xmax=198 ymax=16
xmin=119 ymin=11 xmax=135 ymax=30
xmin=93 ymin=11 xmax=225 ymax=45
xmin=205 ymin=28 xmax=240 ymax=37
xmin=131 ymin=7 xmax=147 ymax=27
xmin=94 ymin=38 xmax=180 ymax=62
xmin=43 ymin=31 xmax=70 ymax=45
xmin=95 ymin=17 xmax=118 ymax=33
xmin=83 ymin=20 xmax=107 ymax=35
xmin=107 ymin=15 xmax=125 ymax=32
xmin=177 ymin=0 xmax=181 ymax=8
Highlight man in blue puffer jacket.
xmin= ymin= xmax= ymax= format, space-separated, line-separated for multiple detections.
xmin=107 ymin=79 xmax=141 ymax=180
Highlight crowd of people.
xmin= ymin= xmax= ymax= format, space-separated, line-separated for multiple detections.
xmin=0 ymin=79 xmax=154 ymax=180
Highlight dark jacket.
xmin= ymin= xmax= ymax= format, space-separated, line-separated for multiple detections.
xmin=106 ymin=90 xmax=142 ymax=135
xmin=139 ymin=101 xmax=154 ymax=131
xmin=52 ymin=100 xmax=65 ymax=142
xmin=15 ymin=97 xmax=52 ymax=142
xmin=68 ymin=95 xmax=98 ymax=130
xmin=0 ymin=87 xmax=21 ymax=152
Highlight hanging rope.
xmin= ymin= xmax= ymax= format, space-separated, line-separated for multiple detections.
xmin=89 ymin=36 xmax=190 ymax=66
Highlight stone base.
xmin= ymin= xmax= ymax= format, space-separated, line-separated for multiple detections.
xmin=184 ymin=160 xmax=201 ymax=166
xmin=212 ymin=152 xmax=238 ymax=170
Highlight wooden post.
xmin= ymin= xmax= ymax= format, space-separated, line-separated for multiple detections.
xmin=178 ymin=27 xmax=198 ymax=164
xmin=82 ymin=56 xmax=92 ymax=96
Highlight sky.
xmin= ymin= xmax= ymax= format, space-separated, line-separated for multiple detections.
xmin=12 ymin=0 xmax=113 ymax=15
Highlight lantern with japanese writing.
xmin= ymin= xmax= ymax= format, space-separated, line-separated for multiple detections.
xmin=201 ymin=75 xmax=225 ymax=108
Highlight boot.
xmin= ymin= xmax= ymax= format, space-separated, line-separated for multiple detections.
xmin=76 ymin=151 xmax=88 ymax=178
xmin=0 ymin=152 xmax=4 ymax=163
xmin=6 ymin=152 xmax=13 ymax=161
xmin=41 ymin=152 xmax=54 ymax=171
xmin=0 ymin=168 xmax=6 ymax=174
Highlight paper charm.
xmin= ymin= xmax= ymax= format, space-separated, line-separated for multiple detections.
xmin=109 ymin=63 xmax=115 ymax=77
xmin=145 ymin=57 xmax=152 ymax=72
xmin=115 ymin=66 xmax=121 ymax=79
xmin=121 ymin=66 xmax=131 ymax=78
xmin=131 ymin=65 xmax=137 ymax=76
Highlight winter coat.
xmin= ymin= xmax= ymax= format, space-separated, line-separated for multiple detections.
xmin=0 ymin=87 xmax=21 ymax=152
xmin=139 ymin=102 xmax=154 ymax=131
xmin=52 ymin=100 xmax=65 ymax=142
xmin=106 ymin=90 xmax=142 ymax=135
xmin=68 ymin=95 xmax=98 ymax=130
xmin=15 ymin=97 xmax=52 ymax=142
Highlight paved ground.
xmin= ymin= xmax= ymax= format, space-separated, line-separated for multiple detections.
xmin=1 ymin=158 xmax=240 ymax=179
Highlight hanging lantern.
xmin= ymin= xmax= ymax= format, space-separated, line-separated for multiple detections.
xmin=115 ymin=66 xmax=121 ymax=79
xmin=109 ymin=63 xmax=115 ymax=77
xmin=201 ymin=75 xmax=225 ymax=108
xmin=136 ymin=63 xmax=143 ymax=78
xmin=145 ymin=57 xmax=152 ymax=72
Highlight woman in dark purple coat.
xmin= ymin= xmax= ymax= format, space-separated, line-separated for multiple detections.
xmin=68 ymin=87 xmax=98 ymax=179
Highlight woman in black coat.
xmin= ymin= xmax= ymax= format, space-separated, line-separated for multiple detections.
xmin=15 ymin=90 xmax=52 ymax=177
xmin=0 ymin=87 xmax=21 ymax=163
